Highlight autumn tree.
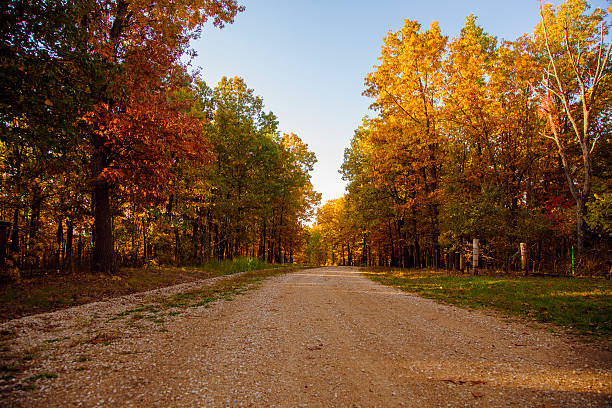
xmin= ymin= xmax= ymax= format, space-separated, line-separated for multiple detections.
xmin=536 ymin=0 xmax=611 ymax=251
xmin=362 ymin=19 xmax=448 ymax=267
xmin=113 ymin=77 xmax=320 ymax=266
xmin=329 ymin=1 xmax=609 ymax=273
xmin=0 ymin=0 xmax=99 ymax=273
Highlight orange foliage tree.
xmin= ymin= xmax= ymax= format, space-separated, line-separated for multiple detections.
xmin=80 ymin=0 xmax=243 ymax=272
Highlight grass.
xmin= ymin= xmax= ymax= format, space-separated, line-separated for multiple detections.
xmin=111 ymin=264 xmax=309 ymax=321
xmin=20 ymin=352 xmax=36 ymax=361
xmin=28 ymin=373 xmax=57 ymax=382
xmin=42 ymin=336 xmax=70 ymax=344
xmin=364 ymin=268 xmax=612 ymax=339
xmin=0 ymin=258 xmax=294 ymax=321
xmin=200 ymin=256 xmax=277 ymax=275
xmin=0 ymin=365 xmax=20 ymax=373
xmin=75 ymin=354 xmax=91 ymax=362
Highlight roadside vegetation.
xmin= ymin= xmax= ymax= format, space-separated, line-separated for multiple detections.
xmin=113 ymin=264 xmax=306 ymax=321
xmin=0 ymin=258 xmax=292 ymax=321
xmin=365 ymin=269 xmax=612 ymax=339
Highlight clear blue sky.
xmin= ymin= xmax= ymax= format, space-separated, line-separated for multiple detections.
xmin=191 ymin=0 xmax=609 ymax=207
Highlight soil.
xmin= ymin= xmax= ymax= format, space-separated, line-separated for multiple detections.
xmin=0 ymin=266 xmax=610 ymax=407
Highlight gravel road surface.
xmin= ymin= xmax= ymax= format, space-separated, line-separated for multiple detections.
xmin=1 ymin=267 xmax=610 ymax=407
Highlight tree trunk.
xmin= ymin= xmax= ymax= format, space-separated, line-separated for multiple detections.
xmin=77 ymin=231 xmax=83 ymax=267
xmin=175 ymin=228 xmax=180 ymax=264
xmin=91 ymin=127 xmax=115 ymax=273
xmin=65 ymin=219 xmax=73 ymax=269
xmin=576 ymin=198 xmax=587 ymax=253
xmin=142 ymin=217 xmax=148 ymax=263
xmin=28 ymin=192 xmax=41 ymax=269
xmin=92 ymin=176 xmax=114 ymax=273
xmin=9 ymin=208 xmax=19 ymax=253
xmin=347 ymin=243 xmax=352 ymax=266
xmin=56 ymin=218 xmax=63 ymax=267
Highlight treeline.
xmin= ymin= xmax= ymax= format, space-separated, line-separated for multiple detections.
xmin=0 ymin=0 xmax=319 ymax=279
xmin=308 ymin=0 xmax=610 ymax=274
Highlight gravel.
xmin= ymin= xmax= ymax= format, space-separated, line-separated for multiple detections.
xmin=0 ymin=266 xmax=610 ymax=407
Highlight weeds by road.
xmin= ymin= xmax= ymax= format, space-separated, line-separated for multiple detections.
xmin=364 ymin=268 xmax=612 ymax=339
xmin=0 ymin=258 xmax=293 ymax=321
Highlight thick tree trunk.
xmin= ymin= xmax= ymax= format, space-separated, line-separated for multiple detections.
xmin=92 ymin=177 xmax=114 ymax=273
xmin=347 ymin=243 xmax=352 ymax=266
xmin=88 ymin=0 xmax=129 ymax=273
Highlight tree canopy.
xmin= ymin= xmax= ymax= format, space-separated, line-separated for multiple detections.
xmin=310 ymin=1 xmax=610 ymax=274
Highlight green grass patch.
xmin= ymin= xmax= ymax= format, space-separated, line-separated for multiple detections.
xmin=75 ymin=354 xmax=91 ymax=362
xmin=117 ymin=305 xmax=159 ymax=317
xmin=199 ymin=257 xmax=277 ymax=276
xmin=28 ymin=373 xmax=57 ymax=382
xmin=42 ymin=336 xmax=70 ymax=344
xmin=110 ymin=265 xmax=312 ymax=320
xmin=365 ymin=269 xmax=612 ymax=338
xmin=20 ymin=352 xmax=36 ymax=361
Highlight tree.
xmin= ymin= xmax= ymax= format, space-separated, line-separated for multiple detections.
xmin=78 ymin=0 xmax=243 ymax=272
xmin=536 ymin=0 xmax=611 ymax=251
xmin=0 ymin=0 xmax=98 ymax=273
xmin=363 ymin=19 xmax=448 ymax=267
xmin=327 ymin=3 xmax=608 ymax=273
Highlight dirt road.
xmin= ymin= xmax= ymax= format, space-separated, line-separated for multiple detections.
xmin=2 ymin=267 xmax=611 ymax=407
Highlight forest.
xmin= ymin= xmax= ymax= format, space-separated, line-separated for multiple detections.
xmin=0 ymin=0 xmax=610 ymax=281
xmin=307 ymin=0 xmax=611 ymax=275
xmin=0 ymin=0 xmax=319 ymax=279
xmin=0 ymin=2 xmax=610 ymax=406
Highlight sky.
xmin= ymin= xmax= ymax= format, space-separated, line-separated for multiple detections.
xmin=190 ymin=0 xmax=609 ymax=207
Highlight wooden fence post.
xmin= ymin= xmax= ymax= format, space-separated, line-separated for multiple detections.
xmin=472 ymin=238 xmax=479 ymax=276
xmin=520 ymin=242 xmax=527 ymax=275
